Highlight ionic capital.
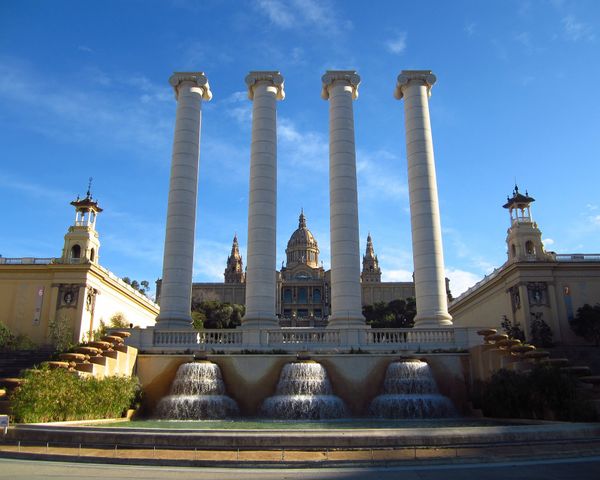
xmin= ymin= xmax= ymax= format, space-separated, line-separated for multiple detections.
xmin=245 ymin=71 xmax=285 ymax=100
xmin=321 ymin=70 xmax=361 ymax=100
xmin=394 ymin=70 xmax=436 ymax=100
xmin=169 ymin=72 xmax=212 ymax=101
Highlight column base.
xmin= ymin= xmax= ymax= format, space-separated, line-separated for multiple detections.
xmin=241 ymin=316 xmax=279 ymax=330
xmin=413 ymin=312 xmax=453 ymax=328
xmin=155 ymin=315 xmax=193 ymax=330
xmin=327 ymin=313 xmax=366 ymax=329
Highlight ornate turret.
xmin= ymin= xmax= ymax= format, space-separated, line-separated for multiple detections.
xmin=285 ymin=210 xmax=320 ymax=269
xmin=503 ymin=185 xmax=549 ymax=262
xmin=361 ymin=233 xmax=382 ymax=282
xmin=224 ymin=234 xmax=245 ymax=283
xmin=61 ymin=178 xmax=102 ymax=264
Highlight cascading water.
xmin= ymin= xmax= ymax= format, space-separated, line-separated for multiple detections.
xmin=368 ymin=360 xmax=456 ymax=418
xmin=261 ymin=361 xmax=348 ymax=419
xmin=155 ymin=361 xmax=239 ymax=419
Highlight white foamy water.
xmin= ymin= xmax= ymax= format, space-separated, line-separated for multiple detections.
xmin=155 ymin=362 xmax=239 ymax=419
xmin=261 ymin=362 xmax=348 ymax=419
xmin=369 ymin=360 xmax=456 ymax=418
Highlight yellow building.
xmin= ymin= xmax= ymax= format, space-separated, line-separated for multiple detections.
xmin=450 ymin=187 xmax=600 ymax=344
xmin=0 ymin=189 xmax=158 ymax=345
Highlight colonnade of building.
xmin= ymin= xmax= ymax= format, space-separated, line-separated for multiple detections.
xmin=155 ymin=70 xmax=452 ymax=331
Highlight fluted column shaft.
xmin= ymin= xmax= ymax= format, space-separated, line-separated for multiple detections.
xmin=156 ymin=72 xmax=211 ymax=329
xmin=322 ymin=71 xmax=365 ymax=328
xmin=242 ymin=71 xmax=285 ymax=329
xmin=395 ymin=70 xmax=452 ymax=327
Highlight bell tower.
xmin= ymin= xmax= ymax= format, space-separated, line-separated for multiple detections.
xmin=503 ymin=185 xmax=548 ymax=262
xmin=61 ymin=179 xmax=102 ymax=265
xmin=361 ymin=233 xmax=381 ymax=282
xmin=224 ymin=234 xmax=245 ymax=283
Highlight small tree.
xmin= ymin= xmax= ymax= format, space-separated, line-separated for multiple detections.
xmin=570 ymin=303 xmax=600 ymax=346
xmin=530 ymin=313 xmax=553 ymax=347
xmin=109 ymin=312 xmax=128 ymax=328
xmin=48 ymin=313 xmax=74 ymax=353
xmin=500 ymin=316 xmax=525 ymax=341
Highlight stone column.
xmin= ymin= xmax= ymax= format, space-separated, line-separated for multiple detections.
xmin=242 ymin=71 xmax=285 ymax=329
xmin=156 ymin=72 xmax=212 ymax=329
xmin=321 ymin=71 xmax=365 ymax=328
xmin=394 ymin=70 xmax=453 ymax=327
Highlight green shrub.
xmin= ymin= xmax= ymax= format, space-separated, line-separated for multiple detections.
xmin=11 ymin=366 xmax=140 ymax=423
xmin=479 ymin=366 xmax=597 ymax=422
xmin=0 ymin=322 xmax=37 ymax=352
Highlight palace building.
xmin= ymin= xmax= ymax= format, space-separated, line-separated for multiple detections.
xmin=158 ymin=211 xmax=416 ymax=327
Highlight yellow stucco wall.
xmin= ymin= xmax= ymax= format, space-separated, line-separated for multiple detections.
xmin=0 ymin=262 xmax=158 ymax=345
xmin=450 ymin=261 xmax=600 ymax=344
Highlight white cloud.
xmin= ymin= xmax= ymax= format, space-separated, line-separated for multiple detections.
xmin=357 ymin=149 xmax=408 ymax=200
xmin=78 ymin=45 xmax=93 ymax=53
xmin=220 ymin=90 xmax=252 ymax=125
xmin=255 ymin=0 xmax=352 ymax=35
xmin=382 ymin=269 xmax=413 ymax=282
xmin=193 ymin=239 xmax=232 ymax=281
xmin=385 ymin=32 xmax=407 ymax=54
xmin=0 ymin=59 xmax=172 ymax=159
xmin=464 ymin=22 xmax=476 ymax=36
xmin=543 ymin=238 xmax=555 ymax=246
xmin=445 ymin=268 xmax=482 ymax=297
xmin=278 ymin=117 xmax=329 ymax=173
xmin=562 ymin=15 xmax=595 ymax=42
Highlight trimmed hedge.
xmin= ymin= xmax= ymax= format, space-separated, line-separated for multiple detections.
xmin=11 ymin=367 xmax=140 ymax=423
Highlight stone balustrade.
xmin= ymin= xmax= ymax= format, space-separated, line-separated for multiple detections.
xmin=128 ymin=326 xmax=480 ymax=352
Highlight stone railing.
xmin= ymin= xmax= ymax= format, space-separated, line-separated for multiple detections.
xmin=555 ymin=254 xmax=600 ymax=262
xmin=0 ymin=257 xmax=54 ymax=265
xmin=366 ymin=328 xmax=455 ymax=345
xmin=267 ymin=329 xmax=340 ymax=346
xmin=153 ymin=329 xmax=242 ymax=347
xmin=124 ymin=326 xmax=481 ymax=352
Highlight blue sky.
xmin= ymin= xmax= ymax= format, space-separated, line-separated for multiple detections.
xmin=1 ymin=0 xmax=599 ymax=298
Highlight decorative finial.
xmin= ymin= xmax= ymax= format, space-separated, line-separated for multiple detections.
xmin=86 ymin=177 xmax=93 ymax=199
xmin=299 ymin=209 xmax=306 ymax=228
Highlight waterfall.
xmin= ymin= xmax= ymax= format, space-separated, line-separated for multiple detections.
xmin=368 ymin=360 xmax=455 ymax=418
xmin=261 ymin=361 xmax=348 ymax=419
xmin=155 ymin=361 xmax=239 ymax=419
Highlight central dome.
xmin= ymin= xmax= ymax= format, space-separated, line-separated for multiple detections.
xmin=286 ymin=211 xmax=319 ymax=268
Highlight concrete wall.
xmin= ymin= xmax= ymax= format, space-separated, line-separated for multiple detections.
xmin=135 ymin=353 xmax=471 ymax=417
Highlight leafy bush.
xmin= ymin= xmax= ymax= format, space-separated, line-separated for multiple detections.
xmin=11 ymin=366 xmax=140 ymax=423
xmin=479 ymin=366 xmax=597 ymax=422
xmin=47 ymin=314 xmax=74 ymax=353
xmin=570 ymin=303 xmax=600 ymax=346
xmin=191 ymin=300 xmax=245 ymax=329
xmin=500 ymin=316 xmax=525 ymax=341
xmin=0 ymin=322 xmax=37 ymax=352
xmin=362 ymin=298 xmax=416 ymax=329
xmin=530 ymin=315 xmax=553 ymax=347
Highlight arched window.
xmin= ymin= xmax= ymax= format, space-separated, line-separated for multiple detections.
xmin=525 ymin=241 xmax=535 ymax=255
xmin=71 ymin=244 xmax=81 ymax=259
xmin=511 ymin=244 xmax=516 ymax=258
xmin=313 ymin=289 xmax=321 ymax=303
xmin=90 ymin=248 xmax=95 ymax=262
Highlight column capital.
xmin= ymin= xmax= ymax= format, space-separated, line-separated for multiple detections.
xmin=321 ymin=70 xmax=360 ymax=100
xmin=394 ymin=70 xmax=436 ymax=100
xmin=245 ymin=71 xmax=285 ymax=100
xmin=169 ymin=72 xmax=212 ymax=101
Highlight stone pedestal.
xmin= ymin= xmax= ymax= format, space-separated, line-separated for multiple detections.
xmin=156 ymin=72 xmax=212 ymax=329
xmin=242 ymin=71 xmax=285 ymax=329
xmin=321 ymin=71 xmax=366 ymax=328
xmin=395 ymin=70 xmax=452 ymax=327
